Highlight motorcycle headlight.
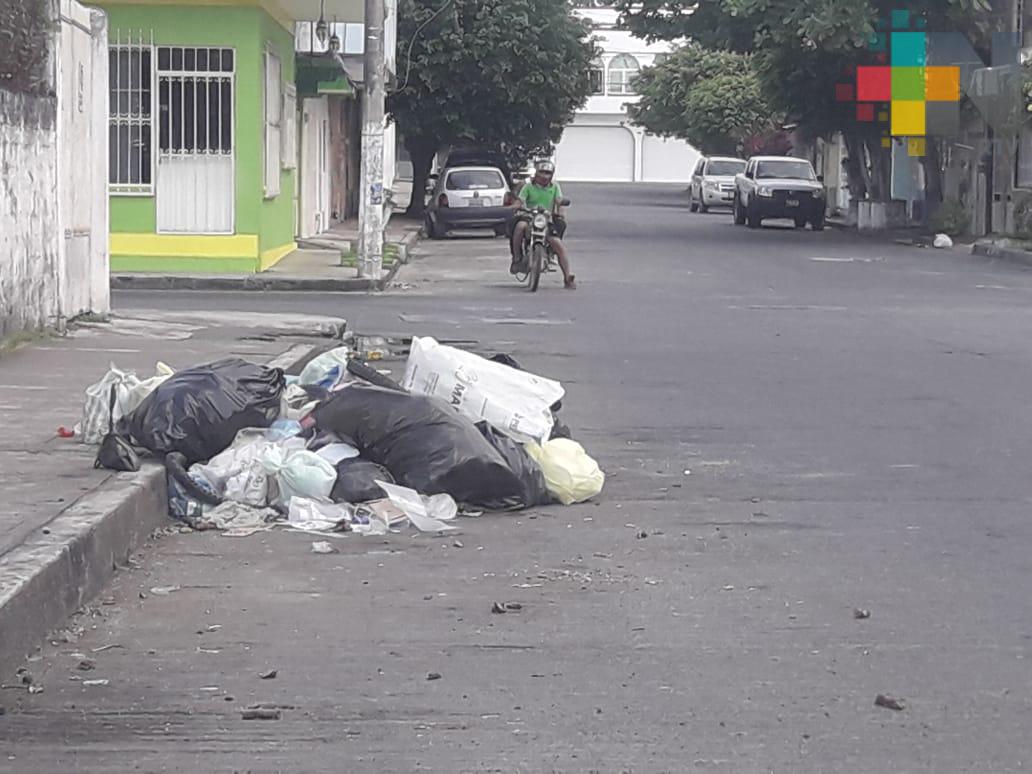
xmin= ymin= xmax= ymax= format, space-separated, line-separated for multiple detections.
xmin=533 ymin=214 xmax=548 ymax=229
xmin=757 ymin=186 xmax=773 ymax=197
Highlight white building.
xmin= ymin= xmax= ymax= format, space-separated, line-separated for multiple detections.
xmin=554 ymin=1 xmax=699 ymax=183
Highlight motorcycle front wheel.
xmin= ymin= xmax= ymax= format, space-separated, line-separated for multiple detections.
xmin=527 ymin=243 xmax=544 ymax=292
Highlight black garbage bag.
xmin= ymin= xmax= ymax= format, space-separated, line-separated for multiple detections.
xmin=312 ymin=385 xmax=552 ymax=510
xmin=331 ymin=458 xmax=395 ymax=503
xmin=95 ymin=384 xmax=141 ymax=472
xmin=128 ymin=358 xmax=285 ymax=464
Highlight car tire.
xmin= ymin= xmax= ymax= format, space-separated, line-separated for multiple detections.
xmin=429 ymin=216 xmax=447 ymax=240
xmin=794 ymin=217 xmax=807 ymax=228
xmin=493 ymin=225 xmax=507 ymax=238
xmin=690 ymin=194 xmax=699 ymax=213
xmin=733 ymin=196 xmax=746 ymax=225
xmin=811 ymin=215 xmax=826 ymax=231
xmin=747 ymin=200 xmax=762 ymax=229
xmin=699 ymin=200 xmax=709 ymax=214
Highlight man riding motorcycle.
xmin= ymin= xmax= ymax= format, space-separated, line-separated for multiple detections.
xmin=510 ymin=161 xmax=576 ymax=290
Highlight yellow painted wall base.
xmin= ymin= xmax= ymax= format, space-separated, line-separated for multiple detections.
xmin=110 ymin=233 xmax=265 ymax=273
xmin=260 ymin=242 xmax=297 ymax=271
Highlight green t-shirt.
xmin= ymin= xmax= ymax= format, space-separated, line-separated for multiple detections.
xmin=520 ymin=182 xmax=562 ymax=211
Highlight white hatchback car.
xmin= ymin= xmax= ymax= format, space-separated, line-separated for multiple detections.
xmin=689 ymin=156 xmax=748 ymax=212
xmin=424 ymin=165 xmax=514 ymax=239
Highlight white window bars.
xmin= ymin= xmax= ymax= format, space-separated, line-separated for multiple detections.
xmin=156 ymin=46 xmax=235 ymax=157
xmin=109 ymin=30 xmax=154 ymax=194
xmin=263 ymin=48 xmax=282 ymax=197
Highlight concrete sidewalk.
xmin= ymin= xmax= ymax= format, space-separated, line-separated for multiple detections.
xmin=0 ymin=309 xmax=345 ymax=676
xmin=111 ymin=220 xmax=423 ymax=293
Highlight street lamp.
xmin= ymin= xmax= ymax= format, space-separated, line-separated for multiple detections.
xmin=329 ymin=16 xmax=340 ymax=54
xmin=315 ymin=0 xmax=328 ymax=45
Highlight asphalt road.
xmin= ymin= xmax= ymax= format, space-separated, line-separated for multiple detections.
xmin=5 ymin=184 xmax=1032 ymax=772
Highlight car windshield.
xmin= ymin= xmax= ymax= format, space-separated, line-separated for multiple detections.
xmin=706 ymin=160 xmax=746 ymax=176
xmin=756 ymin=160 xmax=815 ymax=180
xmin=446 ymin=169 xmax=504 ymax=190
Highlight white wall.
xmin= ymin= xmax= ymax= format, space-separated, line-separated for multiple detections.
xmin=0 ymin=91 xmax=62 ymax=338
xmin=0 ymin=0 xmax=109 ymax=338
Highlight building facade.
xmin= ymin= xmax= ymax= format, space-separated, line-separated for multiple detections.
xmin=554 ymin=1 xmax=699 ymax=183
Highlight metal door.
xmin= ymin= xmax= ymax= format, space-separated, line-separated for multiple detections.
xmin=155 ymin=46 xmax=234 ymax=233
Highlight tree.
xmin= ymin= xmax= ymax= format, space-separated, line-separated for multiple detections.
xmin=620 ymin=0 xmax=997 ymax=207
xmin=629 ymin=45 xmax=778 ymax=155
xmin=389 ymin=0 xmax=598 ymax=216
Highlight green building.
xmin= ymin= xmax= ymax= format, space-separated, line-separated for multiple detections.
xmin=96 ymin=0 xmax=363 ymax=273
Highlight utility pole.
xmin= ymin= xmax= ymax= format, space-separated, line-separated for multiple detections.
xmin=358 ymin=0 xmax=386 ymax=279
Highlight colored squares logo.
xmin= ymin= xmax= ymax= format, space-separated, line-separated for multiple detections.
xmin=891 ymin=32 xmax=926 ymax=66
xmin=891 ymin=100 xmax=925 ymax=136
xmin=835 ymin=12 xmax=967 ymax=156
xmin=857 ymin=67 xmax=891 ymax=101
xmin=892 ymin=67 xmax=924 ymax=100
xmin=926 ymin=66 xmax=960 ymax=101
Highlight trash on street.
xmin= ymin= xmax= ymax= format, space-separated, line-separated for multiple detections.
xmin=525 ymin=438 xmax=605 ymax=505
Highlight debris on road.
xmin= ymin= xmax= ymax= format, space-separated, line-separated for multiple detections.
xmin=491 ymin=602 xmax=507 ymax=614
xmin=82 ymin=679 xmax=109 ymax=687
xmin=427 ymin=672 xmax=442 ymax=681
xmin=69 ymin=340 xmax=607 ymax=555
xmin=875 ymin=694 xmax=906 ymax=711
xmin=76 ymin=659 xmax=96 ymax=671
xmin=241 ymin=708 xmax=281 ymax=720
xmin=854 ymin=608 xmax=872 ymax=620
xmin=149 ymin=586 xmax=181 ymax=596
xmin=259 ymin=669 xmax=278 ymax=680
xmin=933 ymin=233 xmax=954 ymax=249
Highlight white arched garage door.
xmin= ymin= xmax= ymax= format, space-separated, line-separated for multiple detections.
xmin=555 ymin=126 xmax=635 ymax=182
xmin=641 ymin=135 xmax=700 ymax=183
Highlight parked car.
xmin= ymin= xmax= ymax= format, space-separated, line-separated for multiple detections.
xmin=689 ymin=156 xmax=747 ymax=212
xmin=733 ymin=156 xmax=826 ymax=230
xmin=443 ymin=148 xmax=515 ymax=189
xmin=424 ymin=166 xmax=515 ymax=239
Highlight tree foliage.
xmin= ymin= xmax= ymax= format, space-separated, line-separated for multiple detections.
xmin=629 ymin=45 xmax=777 ymax=155
xmin=619 ymin=0 xmax=999 ymax=203
xmin=389 ymin=0 xmax=598 ymax=214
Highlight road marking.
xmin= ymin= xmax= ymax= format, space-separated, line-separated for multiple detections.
xmin=740 ymin=305 xmax=848 ymax=312
xmin=810 ymin=256 xmax=854 ymax=262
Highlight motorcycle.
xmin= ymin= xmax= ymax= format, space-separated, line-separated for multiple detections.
xmin=513 ymin=198 xmax=571 ymax=292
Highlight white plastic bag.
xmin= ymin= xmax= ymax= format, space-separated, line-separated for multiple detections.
xmin=299 ymin=346 xmax=351 ymax=388
xmin=525 ymin=439 xmax=605 ymax=505
xmin=262 ymin=447 xmax=337 ymax=506
xmin=376 ymin=480 xmax=458 ymax=532
xmin=79 ymin=366 xmax=141 ymax=445
xmin=79 ymin=363 xmax=175 ymax=445
xmin=401 ymin=337 xmax=564 ymax=445
xmin=123 ymin=362 xmax=174 ymax=416
xmin=933 ymin=233 xmax=954 ymax=249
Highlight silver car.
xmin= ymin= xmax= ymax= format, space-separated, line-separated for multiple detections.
xmin=424 ymin=166 xmax=514 ymax=239
xmin=689 ymin=156 xmax=747 ymax=212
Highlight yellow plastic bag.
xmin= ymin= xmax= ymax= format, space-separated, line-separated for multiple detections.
xmin=525 ymin=439 xmax=604 ymax=505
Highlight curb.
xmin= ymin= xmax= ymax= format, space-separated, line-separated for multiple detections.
xmin=111 ymin=274 xmax=381 ymax=293
xmin=971 ymin=241 xmax=1032 ymax=269
xmin=0 ymin=342 xmax=319 ymax=677
xmin=111 ymin=230 xmax=422 ymax=293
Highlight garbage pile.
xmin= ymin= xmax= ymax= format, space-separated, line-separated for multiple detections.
xmin=76 ymin=337 xmax=604 ymax=538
